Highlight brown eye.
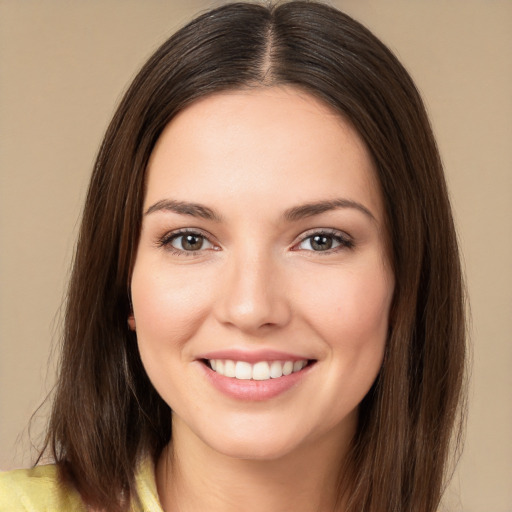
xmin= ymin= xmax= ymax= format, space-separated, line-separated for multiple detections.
xmin=170 ymin=233 xmax=213 ymax=252
xmin=310 ymin=235 xmax=333 ymax=251
xmin=297 ymin=231 xmax=353 ymax=252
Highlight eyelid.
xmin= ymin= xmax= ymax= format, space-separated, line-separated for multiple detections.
xmin=157 ymin=227 xmax=220 ymax=254
xmin=291 ymin=228 xmax=354 ymax=252
xmin=156 ymin=227 xmax=353 ymax=255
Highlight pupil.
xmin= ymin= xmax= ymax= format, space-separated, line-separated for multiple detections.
xmin=311 ymin=235 xmax=332 ymax=251
xmin=183 ymin=234 xmax=203 ymax=251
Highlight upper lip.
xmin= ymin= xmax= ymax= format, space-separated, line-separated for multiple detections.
xmin=197 ymin=349 xmax=314 ymax=364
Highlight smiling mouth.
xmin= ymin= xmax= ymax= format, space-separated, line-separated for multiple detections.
xmin=202 ymin=359 xmax=316 ymax=381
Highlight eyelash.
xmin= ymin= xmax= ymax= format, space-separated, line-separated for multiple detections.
xmin=157 ymin=228 xmax=216 ymax=257
xmin=157 ymin=228 xmax=354 ymax=256
xmin=293 ymin=229 xmax=354 ymax=253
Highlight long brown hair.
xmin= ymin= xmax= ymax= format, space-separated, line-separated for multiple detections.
xmin=40 ymin=2 xmax=466 ymax=511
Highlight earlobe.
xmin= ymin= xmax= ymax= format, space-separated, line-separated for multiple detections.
xmin=128 ymin=315 xmax=136 ymax=331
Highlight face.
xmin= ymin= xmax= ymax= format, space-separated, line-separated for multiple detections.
xmin=130 ymin=86 xmax=394 ymax=460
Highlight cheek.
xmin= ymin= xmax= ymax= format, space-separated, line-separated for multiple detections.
xmin=130 ymin=263 xmax=216 ymax=408
xmin=130 ymin=263 xmax=213 ymax=353
xmin=299 ymin=260 xmax=393 ymax=354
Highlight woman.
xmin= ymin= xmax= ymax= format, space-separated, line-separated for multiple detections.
xmin=0 ymin=2 xmax=466 ymax=511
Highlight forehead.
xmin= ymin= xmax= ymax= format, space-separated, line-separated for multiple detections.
xmin=145 ymin=86 xmax=383 ymax=226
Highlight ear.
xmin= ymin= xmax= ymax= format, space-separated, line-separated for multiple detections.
xmin=128 ymin=315 xmax=136 ymax=331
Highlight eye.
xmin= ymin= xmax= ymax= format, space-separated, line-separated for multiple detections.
xmin=160 ymin=230 xmax=215 ymax=254
xmin=296 ymin=231 xmax=353 ymax=252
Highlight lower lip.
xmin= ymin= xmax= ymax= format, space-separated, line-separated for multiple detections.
xmin=199 ymin=362 xmax=314 ymax=401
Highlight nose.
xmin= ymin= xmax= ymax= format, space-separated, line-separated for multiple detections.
xmin=215 ymin=249 xmax=291 ymax=334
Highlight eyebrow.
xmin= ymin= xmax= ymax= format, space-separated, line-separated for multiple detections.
xmin=145 ymin=197 xmax=375 ymax=223
xmin=144 ymin=199 xmax=222 ymax=221
xmin=283 ymin=199 xmax=376 ymax=222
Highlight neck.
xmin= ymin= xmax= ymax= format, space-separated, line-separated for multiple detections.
xmin=156 ymin=416 xmax=355 ymax=512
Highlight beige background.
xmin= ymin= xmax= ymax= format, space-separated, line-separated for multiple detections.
xmin=0 ymin=1 xmax=510 ymax=511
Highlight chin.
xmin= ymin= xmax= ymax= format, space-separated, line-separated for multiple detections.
xmin=213 ymin=440 xmax=299 ymax=461
xmin=194 ymin=424 xmax=305 ymax=461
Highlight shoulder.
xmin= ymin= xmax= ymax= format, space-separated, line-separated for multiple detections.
xmin=0 ymin=464 xmax=87 ymax=512
xmin=132 ymin=456 xmax=164 ymax=512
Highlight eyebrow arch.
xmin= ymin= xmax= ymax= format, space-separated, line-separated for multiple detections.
xmin=144 ymin=199 xmax=222 ymax=221
xmin=145 ymin=198 xmax=375 ymax=223
xmin=283 ymin=199 xmax=375 ymax=222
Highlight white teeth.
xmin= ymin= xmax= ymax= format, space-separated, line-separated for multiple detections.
xmin=269 ymin=361 xmax=283 ymax=378
xmin=282 ymin=361 xmax=293 ymax=376
xmin=235 ymin=361 xmax=252 ymax=380
xmin=224 ymin=359 xmax=236 ymax=377
xmin=208 ymin=359 xmax=308 ymax=380
xmin=252 ymin=361 xmax=270 ymax=381
xmin=293 ymin=360 xmax=305 ymax=372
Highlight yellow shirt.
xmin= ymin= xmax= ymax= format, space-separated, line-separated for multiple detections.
xmin=0 ymin=457 xmax=164 ymax=511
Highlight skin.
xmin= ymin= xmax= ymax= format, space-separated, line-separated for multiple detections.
xmin=129 ymin=86 xmax=394 ymax=512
